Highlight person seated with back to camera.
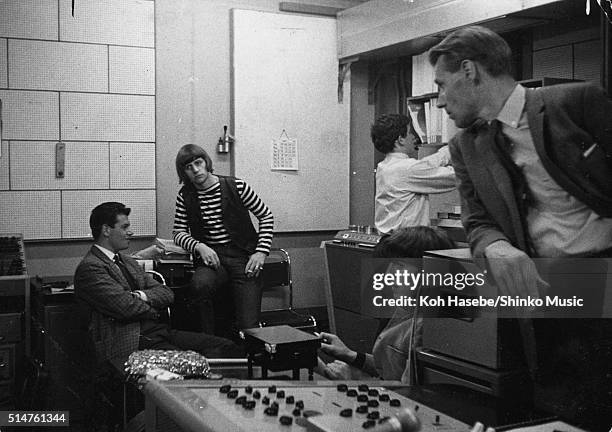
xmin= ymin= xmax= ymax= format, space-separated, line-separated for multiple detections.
xmin=172 ymin=144 xmax=274 ymax=337
xmin=317 ymin=226 xmax=455 ymax=383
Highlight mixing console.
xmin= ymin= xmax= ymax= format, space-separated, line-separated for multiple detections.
xmin=145 ymin=380 xmax=470 ymax=432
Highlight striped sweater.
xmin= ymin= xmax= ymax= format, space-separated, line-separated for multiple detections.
xmin=173 ymin=179 xmax=273 ymax=255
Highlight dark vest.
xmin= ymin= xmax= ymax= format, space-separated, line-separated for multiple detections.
xmin=180 ymin=176 xmax=258 ymax=255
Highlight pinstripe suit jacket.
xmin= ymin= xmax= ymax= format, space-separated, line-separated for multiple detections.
xmin=74 ymin=246 xmax=174 ymax=364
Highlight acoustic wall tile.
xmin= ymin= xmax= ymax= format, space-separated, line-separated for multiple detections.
xmin=0 ymin=39 xmax=7 ymax=88
xmin=9 ymin=40 xmax=108 ymax=92
xmin=62 ymin=189 xmax=156 ymax=238
xmin=59 ymin=0 xmax=154 ymax=47
xmin=533 ymin=45 xmax=573 ymax=80
xmin=0 ymin=0 xmax=58 ymax=40
xmin=109 ymin=46 xmax=155 ymax=95
xmin=0 ymin=191 xmax=61 ymax=240
xmin=574 ymin=39 xmax=601 ymax=84
xmin=9 ymin=141 xmax=109 ymax=190
xmin=533 ymin=23 xmax=599 ymax=51
xmin=0 ymin=142 xmax=9 ymax=190
xmin=110 ymin=142 xmax=155 ymax=189
xmin=61 ymin=93 xmax=154 ymax=142
xmin=0 ymin=90 xmax=59 ymax=140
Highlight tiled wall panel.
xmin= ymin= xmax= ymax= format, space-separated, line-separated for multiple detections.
xmin=59 ymin=0 xmax=154 ymax=47
xmin=0 ymin=39 xmax=7 ymax=88
xmin=10 ymin=141 xmax=109 ymax=190
xmin=109 ymin=46 xmax=155 ymax=95
xmin=61 ymin=93 xmax=154 ymax=142
xmin=0 ymin=0 xmax=58 ymax=40
xmin=533 ymin=23 xmax=599 ymax=51
xmin=110 ymin=142 xmax=155 ymax=189
xmin=0 ymin=191 xmax=62 ymax=240
xmin=574 ymin=39 xmax=601 ymax=84
xmin=2 ymin=0 xmax=155 ymax=240
xmin=0 ymin=90 xmax=59 ymax=140
xmin=9 ymin=40 xmax=108 ymax=92
xmin=0 ymin=142 xmax=9 ymax=190
xmin=62 ymin=190 xmax=156 ymax=238
xmin=533 ymin=45 xmax=573 ymax=80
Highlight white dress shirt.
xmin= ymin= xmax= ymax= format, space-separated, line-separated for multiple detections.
xmin=375 ymin=146 xmax=456 ymax=233
xmin=95 ymin=244 xmax=148 ymax=301
xmin=497 ymin=84 xmax=612 ymax=257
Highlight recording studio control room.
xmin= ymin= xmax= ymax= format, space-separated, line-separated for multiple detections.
xmin=1 ymin=0 xmax=612 ymax=431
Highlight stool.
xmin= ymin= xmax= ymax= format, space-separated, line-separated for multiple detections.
xmin=241 ymin=325 xmax=321 ymax=381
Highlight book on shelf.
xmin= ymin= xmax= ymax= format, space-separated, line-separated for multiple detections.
xmin=412 ymin=51 xmax=436 ymax=95
xmin=407 ymin=96 xmax=453 ymax=145
xmin=440 ymin=204 xmax=461 ymax=214
xmin=407 ymin=101 xmax=428 ymax=144
xmin=437 ymin=212 xmax=462 ymax=220
xmin=431 ymin=218 xmax=463 ymax=228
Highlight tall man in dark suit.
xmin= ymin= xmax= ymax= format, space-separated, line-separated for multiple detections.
xmin=429 ymin=26 xmax=612 ymax=294
xmin=74 ymin=201 xmax=242 ymax=366
xmin=427 ymin=26 xmax=612 ymax=427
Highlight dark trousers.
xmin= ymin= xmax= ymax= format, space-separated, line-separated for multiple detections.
xmin=531 ymin=255 xmax=612 ymax=430
xmin=138 ymin=324 xmax=244 ymax=358
xmin=191 ymin=244 xmax=263 ymax=335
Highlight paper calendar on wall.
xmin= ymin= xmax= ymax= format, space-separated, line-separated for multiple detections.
xmin=271 ymin=134 xmax=299 ymax=171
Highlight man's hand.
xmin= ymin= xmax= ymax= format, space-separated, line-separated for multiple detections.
xmin=317 ymin=332 xmax=356 ymax=363
xmin=132 ymin=290 xmax=149 ymax=303
xmin=245 ymin=252 xmax=266 ymax=278
xmin=321 ymin=360 xmax=355 ymax=380
xmin=195 ymin=243 xmax=220 ymax=269
xmin=484 ymin=240 xmax=548 ymax=299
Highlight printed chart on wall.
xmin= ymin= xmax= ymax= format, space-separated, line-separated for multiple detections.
xmin=271 ymin=130 xmax=298 ymax=171
xmin=231 ymin=9 xmax=349 ymax=232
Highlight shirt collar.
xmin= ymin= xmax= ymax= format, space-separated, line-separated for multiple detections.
xmin=95 ymin=244 xmax=117 ymax=261
xmin=496 ymin=84 xmax=526 ymax=129
xmin=385 ymin=152 xmax=411 ymax=160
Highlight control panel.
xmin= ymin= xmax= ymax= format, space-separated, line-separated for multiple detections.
xmin=145 ymin=381 xmax=470 ymax=432
xmin=333 ymin=230 xmax=382 ymax=248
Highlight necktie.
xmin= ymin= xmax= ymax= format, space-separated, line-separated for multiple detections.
xmin=488 ymin=120 xmax=537 ymax=256
xmin=114 ymin=254 xmax=139 ymax=292
xmin=485 ymin=120 xmax=539 ymax=376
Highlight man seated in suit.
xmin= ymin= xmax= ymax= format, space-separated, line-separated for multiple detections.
xmin=74 ymin=201 xmax=243 ymax=367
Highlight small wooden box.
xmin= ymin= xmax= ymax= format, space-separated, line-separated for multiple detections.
xmin=242 ymin=325 xmax=321 ymax=380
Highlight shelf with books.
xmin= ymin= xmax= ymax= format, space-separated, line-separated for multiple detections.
xmin=407 ymin=94 xmax=455 ymax=146
xmin=409 ymin=51 xmax=458 ymax=146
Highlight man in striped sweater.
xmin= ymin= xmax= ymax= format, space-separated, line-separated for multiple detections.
xmin=173 ymin=144 xmax=274 ymax=336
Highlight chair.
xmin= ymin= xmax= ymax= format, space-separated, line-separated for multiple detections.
xmin=258 ymin=249 xmax=317 ymax=332
xmin=145 ymin=270 xmax=172 ymax=323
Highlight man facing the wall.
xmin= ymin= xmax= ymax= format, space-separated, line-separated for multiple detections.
xmin=372 ymin=114 xmax=456 ymax=234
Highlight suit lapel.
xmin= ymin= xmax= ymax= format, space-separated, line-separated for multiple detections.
xmin=474 ymin=128 xmax=517 ymax=214
xmin=525 ymin=88 xmax=547 ymax=159
xmin=470 ymin=127 xmax=526 ymax=248
xmin=90 ymin=246 xmax=131 ymax=291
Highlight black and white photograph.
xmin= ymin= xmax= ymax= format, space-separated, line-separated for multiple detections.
xmin=0 ymin=0 xmax=611 ymax=431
